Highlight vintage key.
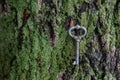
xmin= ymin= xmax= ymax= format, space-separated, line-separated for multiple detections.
xmin=69 ymin=25 xmax=87 ymax=65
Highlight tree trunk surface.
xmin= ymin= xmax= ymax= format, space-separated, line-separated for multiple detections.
xmin=0 ymin=0 xmax=120 ymax=80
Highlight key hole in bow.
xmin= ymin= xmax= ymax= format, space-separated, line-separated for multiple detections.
xmin=71 ymin=28 xmax=86 ymax=36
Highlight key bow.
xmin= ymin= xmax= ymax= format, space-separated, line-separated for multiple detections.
xmin=69 ymin=25 xmax=87 ymax=41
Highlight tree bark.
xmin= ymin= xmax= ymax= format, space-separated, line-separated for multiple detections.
xmin=0 ymin=0 xmax=120 ymax=80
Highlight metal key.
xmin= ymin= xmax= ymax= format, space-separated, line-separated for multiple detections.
xmin=69 ymin=25 xmax=87 ymax=65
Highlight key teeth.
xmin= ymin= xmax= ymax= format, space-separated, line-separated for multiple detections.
xmin=72 ymin=61 xmax=79 ymax=65
xmin=72 ymin=61 xmax=77 ymax=65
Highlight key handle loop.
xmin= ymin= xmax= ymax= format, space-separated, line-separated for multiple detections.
xmin=69 ymin=25 xmax=87 ymax=41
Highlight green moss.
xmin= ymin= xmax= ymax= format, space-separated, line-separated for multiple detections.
xmin=0 ymin=0 xmax=119 ymax=80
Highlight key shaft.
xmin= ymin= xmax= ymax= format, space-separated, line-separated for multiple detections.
xmin=76 ymin=40 xmax=80 ymax=65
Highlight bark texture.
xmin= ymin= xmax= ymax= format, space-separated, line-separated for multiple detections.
xmin=0 ymin=0 xmax=120 ymax=80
